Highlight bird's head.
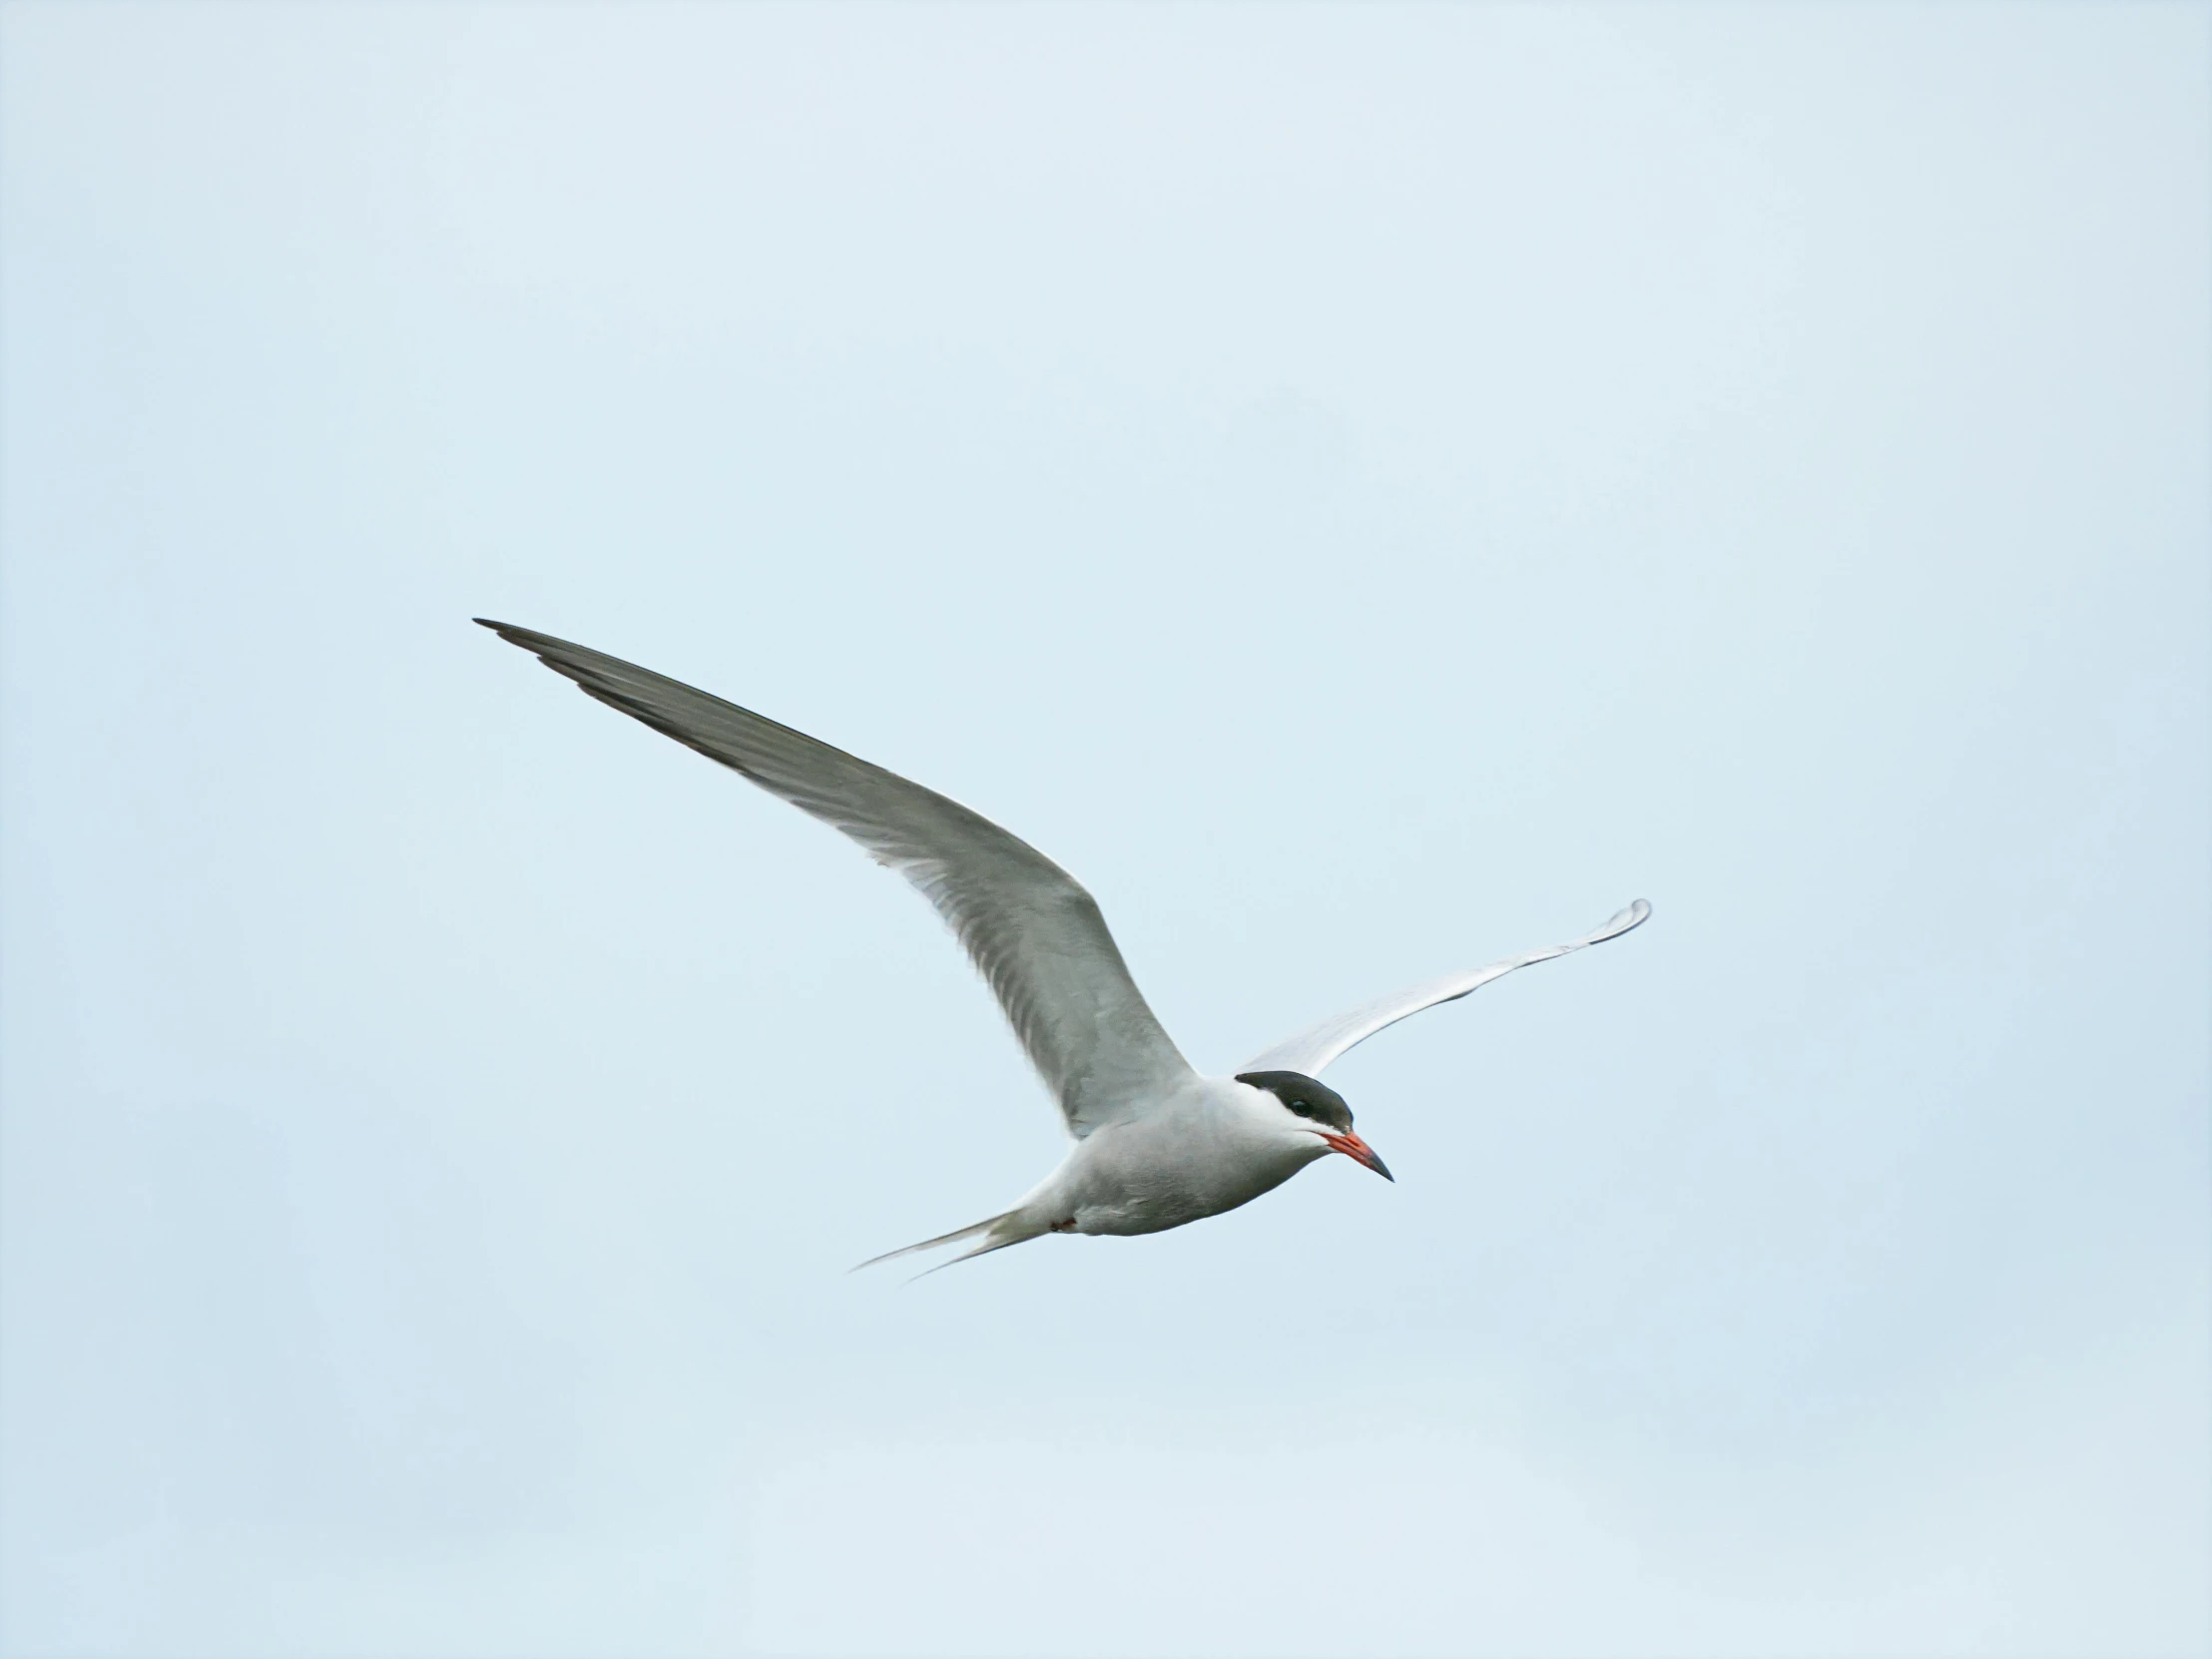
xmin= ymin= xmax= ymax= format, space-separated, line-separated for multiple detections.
xmin=1235 ymin=1070 xmax=1392 ymax=1181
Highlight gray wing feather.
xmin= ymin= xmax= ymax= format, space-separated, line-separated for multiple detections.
xmin=479 ymin=620 xmax=1193 ymax=1136
xmin=1242 ymin=900 xmax=1650 ymax=1076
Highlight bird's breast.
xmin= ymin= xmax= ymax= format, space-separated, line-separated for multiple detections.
xmin=1059 ymin=1107 xmax=1317 ymax=1236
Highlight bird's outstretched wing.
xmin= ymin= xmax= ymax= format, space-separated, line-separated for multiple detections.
xmin=1241 ymin=900 xmax=1650 ymax=1076
xmin=478 ymin=621 xmax=1194 ymax=1136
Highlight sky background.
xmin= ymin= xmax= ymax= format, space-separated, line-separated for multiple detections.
xmin=2 ymin=4 xmax=2207 ymax=1657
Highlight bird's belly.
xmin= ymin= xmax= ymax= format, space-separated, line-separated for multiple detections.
xmin=1065 ymin=1126 xmax=1309 ymax=1237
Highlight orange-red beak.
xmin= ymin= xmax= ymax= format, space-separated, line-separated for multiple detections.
xmin=1322 ymin=1130 xmax=1393 ymax=1182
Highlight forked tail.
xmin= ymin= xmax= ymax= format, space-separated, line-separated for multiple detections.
xmin=850 ymin=1209 xmax=1047 ymax=1278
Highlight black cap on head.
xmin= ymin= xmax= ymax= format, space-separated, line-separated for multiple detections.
xmin=1235 ymin=1070 xmax=1354 ymax=1133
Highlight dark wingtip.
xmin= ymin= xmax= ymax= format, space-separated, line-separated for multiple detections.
xmin=475 ymin=618 xmax=550 ymax=651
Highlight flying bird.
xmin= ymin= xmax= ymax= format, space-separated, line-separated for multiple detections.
xmin=478 ymin=620 xmax=1649 ymax=1270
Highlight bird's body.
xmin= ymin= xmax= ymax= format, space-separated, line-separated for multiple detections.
xmin=1003 ymin=1075 xmax=1330 ymax=1241
xmin=478 ymin=620 xmax=1648 ymax=1270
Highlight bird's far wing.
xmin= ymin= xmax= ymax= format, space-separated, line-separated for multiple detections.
xmin=1241 ymin=900 xmax=1650 ymax=1077
xmin=478 ymin=621 xmax=1194 ymax=1136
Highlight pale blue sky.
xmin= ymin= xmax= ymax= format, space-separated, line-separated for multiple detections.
xmin=2 ymin=5 xmax=2206 ymax=1656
